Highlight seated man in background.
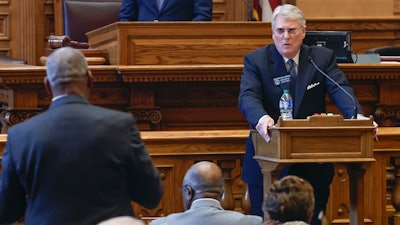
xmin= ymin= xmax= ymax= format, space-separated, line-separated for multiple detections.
xmin=0 ymin=47 xmax=162 ymax=225
xmin=118 ymin=0 xmax=213 ymax=21
xmin=263 ymin=175 xmax=315 ymax=225
xmin=150 ymin=161 xmax=263 ymax=225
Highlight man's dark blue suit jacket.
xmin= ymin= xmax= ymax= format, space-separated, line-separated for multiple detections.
xmin=118 ymin=0 xmax=213 ymax=21
xmin=0 ymin=95 xmax=162 ymax=225
xmin=238 ymin=44 xmax=363 ymax=187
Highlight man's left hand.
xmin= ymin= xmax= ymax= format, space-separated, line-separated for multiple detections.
xmin=357 ymin=114 xmax=379 ymax=141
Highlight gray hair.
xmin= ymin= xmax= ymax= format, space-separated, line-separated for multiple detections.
xmin=45 ymin=47 xmax=88 ymax=86
xmin=271 ymin=4 xmax=306 ymax=29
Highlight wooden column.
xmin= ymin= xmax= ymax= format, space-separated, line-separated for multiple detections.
xmin=219 ymin=160 xmax=236 ymax=210
xmin=12 ymin=0 xmax=40 ymax=65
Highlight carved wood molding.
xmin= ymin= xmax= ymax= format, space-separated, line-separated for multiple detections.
xmin=0 ymin=109 xmax=42 ymax=133
xmin=0 ymin=64 xmax=398 ymax=131
xmin=128 ymin=108 xmax=162 ymax=131
xmin=129 ymin=109 xmax=162 ymax=124
xmin=375 ymin=106 xmax=400 ymax=127
xmin=0 ymin=66 xmax=46 ymax=84
xmin=118 ymin=65 xmax=243 ymax=83
xmin=1 ymin=64 xmax=399 ymax=84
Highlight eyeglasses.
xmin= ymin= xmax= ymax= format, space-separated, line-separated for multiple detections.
xmin=273 ymin=27 xmax=302 ymax=36
xmin=178 ymin=185 xmax=192 ymax=193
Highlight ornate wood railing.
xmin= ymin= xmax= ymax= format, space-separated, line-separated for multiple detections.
xmin=0 ymin=63 xmax=399 ymax=133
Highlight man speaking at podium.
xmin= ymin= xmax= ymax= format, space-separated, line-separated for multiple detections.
xmin=238 ymin=4 xmax=378 ymax=225
xmin=118 ymin=0 xmax=213 ymax=22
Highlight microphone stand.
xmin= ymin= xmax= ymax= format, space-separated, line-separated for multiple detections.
xmin=309 ymin=57 xmax=357 ymax=119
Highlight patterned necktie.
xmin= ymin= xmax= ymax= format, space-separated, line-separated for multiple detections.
xmin=287 ymin=59 xmax=297 ymax=108
xmin=287 ymin=59 xmax=297 ymax=81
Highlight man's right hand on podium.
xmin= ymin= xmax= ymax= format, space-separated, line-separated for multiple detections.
xmin=256 ymin=115 xmax=275 ymax=143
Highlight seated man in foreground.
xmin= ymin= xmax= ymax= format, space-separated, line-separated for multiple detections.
xmin=150 ymin=161 xmax=263 ymax=225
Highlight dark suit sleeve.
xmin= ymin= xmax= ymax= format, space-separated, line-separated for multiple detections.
xmin=0 ymin=138 xmax=27 ymax=223
xmin=126 ymin=117 xmax=163 ymax=209
xmin=192 ymin=0 xmax=213 ymax=21
xmin=238 ymin=52 xmax=271 ymax=128
xmin=118 ymin=0 xmax=138 ymax=21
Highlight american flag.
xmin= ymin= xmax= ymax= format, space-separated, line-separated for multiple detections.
xmin=253 ymin=0 xmax=282 ymax=21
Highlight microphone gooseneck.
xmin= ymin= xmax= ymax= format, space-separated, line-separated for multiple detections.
xmin=308 ymin=57 xmax=357 ymax=119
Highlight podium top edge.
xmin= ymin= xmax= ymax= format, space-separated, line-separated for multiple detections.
xmin=254 ymin=155 xmax=376 ymax=164
xmin=275 ymin=115 xmax=374 ymax=127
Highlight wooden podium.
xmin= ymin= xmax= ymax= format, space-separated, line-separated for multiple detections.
xmin=252 ymin=115 xmax=375 ymax=225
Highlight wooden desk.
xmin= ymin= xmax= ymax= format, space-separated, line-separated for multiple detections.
xmin=86 ymin=20 xmax=400 ymax=66
xmin=0 ymin=128 xmax=399 ymax=225
xmin=86 ymin=22 xmax=271 ymax=65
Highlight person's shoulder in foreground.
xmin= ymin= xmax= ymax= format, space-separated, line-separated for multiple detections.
xmin=150 ymin=161 xmax=262 ymax=225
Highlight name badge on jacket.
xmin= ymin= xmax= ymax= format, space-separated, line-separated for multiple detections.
xmin=273 ymin=74 xmax=291 ymax=86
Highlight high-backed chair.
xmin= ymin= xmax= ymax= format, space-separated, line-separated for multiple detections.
xmin=366 ymin=46 xmax=400 ymax=56
xmin=53 ymin=0 xmax=121 ymax=43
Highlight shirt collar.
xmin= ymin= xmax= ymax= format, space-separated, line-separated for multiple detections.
xmin=283 ymin=50 xmax=300 ymax=65
xmin=282 ymin=221 xmax=309 ymax=225
xmin=52 ymin=94 xmax=69 ymax=102
xmin=189 ymin=198 xmax=222 ymax=210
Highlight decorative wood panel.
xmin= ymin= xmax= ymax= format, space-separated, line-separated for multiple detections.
xmin=87 ymin=22 xmax=272 ymax=65
xmin=4 ymin=1 xmax=400 ymax=66
xmin=0 ymin=63 xmax=399 ymax=131
xmin=86 ymin=19 xmax=400 ymax=67
xmin=1 ymin=128 xmax=400 ymax=225
xmin=0 ymin=12 xmax=9 ymax=41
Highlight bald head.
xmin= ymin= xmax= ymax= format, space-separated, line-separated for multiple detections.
xmin=181 ymin=161 xmax=224 ymax=209
xmin=183 ymin=161 xmax=224 ymax=192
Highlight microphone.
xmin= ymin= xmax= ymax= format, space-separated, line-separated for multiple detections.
xmin=308 ymin=56 xmax=357 ymax=119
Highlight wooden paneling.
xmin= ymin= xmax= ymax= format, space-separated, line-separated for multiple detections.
xmin=133 ymin=130 xmax=249 ymax=219
xmin=2 ymin=1 xmax=400 ymax=66
xmin=1 ymin=128 xmax=400 ymax=225
xmin=86 ymin=22 xmax=271 ymax=65
xmin=0 ymin=0 xmax=249 ymax=65
xmin=0 ymin=63 xmax=399 ymax=132
xmin=298 ymin=0 xmax=393 ymax=18
xmin=87 ymin=19 xmax=400 ymax=66
xmin=212 ymin=0 xmax=248 ymax=21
